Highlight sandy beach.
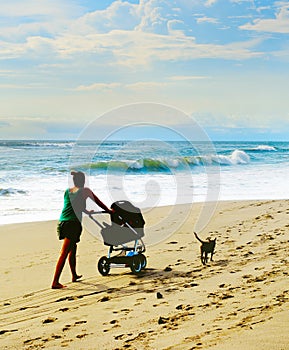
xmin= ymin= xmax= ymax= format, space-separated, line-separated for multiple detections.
xmin=0 ymin=200 xmax=288 ymax=349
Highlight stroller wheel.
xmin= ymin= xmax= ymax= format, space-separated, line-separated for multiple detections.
xmin=130 ymin=255 xmax=142 ymax=274
xmin=98 ymin=256 xmax=110 ymax=276
xmin=139 ymin=254 xmax=147 ymax=269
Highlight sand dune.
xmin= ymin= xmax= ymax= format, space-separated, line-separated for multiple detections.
xmin=1 ymin=200 xmax=288 ymax=349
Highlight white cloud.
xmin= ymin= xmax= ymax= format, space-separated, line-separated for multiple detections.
xmin=230 ymin=0 xmax=255 ymax=4
xmin=0 ymin=1 xmax=83 ymax=41
xmin=71 ymin=0 xmax=139 ymax=35
xmin=0 ymin=28 xmax=264 ymax=67
xmin=167 ymin=19 xmax=186 ymax=35
xmin=0 ymin=84 xmax=38 ymax=89
xmin=256 ymin=6 xmax=272 ymax=13
xmin=75 ymin=82 xmax=121 ymax=91
xmin=135 ymin=0 xmax=173 ymax=34
xmin=0 ymin=40 xmax=25 ymax=59
xmin=74 ymin=81 xmax=171 ymax=93
xmin=0 ymin=0 xmax=268 ymax=66
xmin=196 ymin=16 xmax=219 ymax=24
xmin=240 ymin=3 xmax=289 ymax=33
xmin=126 ymin=81 xmax=170 ymax=90
xmin=0 ymin=70 xmax=14 ymax=77
xmin=69 ymin=0 xmax=181 ymax=36
xmin=193 ymin=111 xmax=275 ymax=129
xmin=0 ymin=0 xmax=288 ymax=136
xmin=74 ymin=77 xmax=211 ymax=93
xmin=169 ymin=75 xmax=210 ymax=81
xmin=0 ymin=0 xmax=82 ymax=17
xmin=271 ymin=48 xmax=289 ymax=60
xmin=205 ymin=0 xmax=218 ymax=7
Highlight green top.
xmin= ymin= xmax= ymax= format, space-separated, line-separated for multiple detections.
xmin=59 ymin=189 xmax=83 ymax=222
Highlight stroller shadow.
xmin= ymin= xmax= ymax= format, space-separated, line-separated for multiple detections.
xmin=66 ymin=266 xmax=196 ymax=298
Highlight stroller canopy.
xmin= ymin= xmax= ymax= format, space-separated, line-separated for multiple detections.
xmin=110 ymin=200 xmax=145 ymax=229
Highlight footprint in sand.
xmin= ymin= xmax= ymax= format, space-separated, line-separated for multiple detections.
xmin=109 ymin=319 xmax=118 ymax=325
xmin=59 ymin=307 xmax=69 ymax=312
xmin=74 ymin=320 xmax=87 ymax=325
xmin=76 ymin=333 xmax=88 ymax=339
xmin=42 ymin=317 xmax=57 ymax=324
xmin=164 ymin=266 xmax=172 ymax=272
xmin=99 ymin=296 xmax=110 ymax=302
xmin=120 ymin=308 xmax=132 ymax=315
xmin=158 ymin=316 xmax=169 ymax=325
xmin=0 ymin=329 xmax=18 ymax=335
xmin=62 ymin=320 xmax=87 ymax=332
xmin=23 ymin=337 xmax=42 ymax=345
xmin=115 ymin=334 xmax=126 ymax=340
xmin=50 ymin=334 xmax=62 ymax=340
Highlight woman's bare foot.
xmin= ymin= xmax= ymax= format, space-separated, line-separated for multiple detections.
xmin=51 ymin=282 xmax=66 ymax=289
xmin=72 ymin=274 xmax=82 ymax=282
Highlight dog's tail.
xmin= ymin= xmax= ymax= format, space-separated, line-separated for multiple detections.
xmin=194 ymin=232 xmax=204 ymax=244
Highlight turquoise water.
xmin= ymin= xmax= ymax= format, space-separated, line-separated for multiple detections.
xmin=1 ymin=140 xmax=289 ymax=224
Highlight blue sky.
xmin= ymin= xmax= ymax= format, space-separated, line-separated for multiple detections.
xmin=0 ymin=0 xmax=289 ymax=140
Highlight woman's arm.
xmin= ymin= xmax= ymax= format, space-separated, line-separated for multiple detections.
xmin=83 ymin=188 xmax=112 ymax=213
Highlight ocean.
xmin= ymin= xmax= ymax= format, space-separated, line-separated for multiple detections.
xmin=1 ymin=140 xmax=289 ymax=225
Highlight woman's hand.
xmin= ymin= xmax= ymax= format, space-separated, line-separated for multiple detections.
xmin=108 ymin=208 xmax=115 ymax=215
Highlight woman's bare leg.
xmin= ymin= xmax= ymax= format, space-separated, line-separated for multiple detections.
xmin=68 ymin=243 xmax=77 ymax=280
xmin=51 ymin=238 xmax=71 ymax=289
xmin=69 ymin=243 xmax=82 ymax=282
xmin=68 ymin=243 xmax=82 ymax=282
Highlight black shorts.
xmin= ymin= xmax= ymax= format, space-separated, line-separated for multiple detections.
xmin=57 ymin=220 xmax=82 ymax=243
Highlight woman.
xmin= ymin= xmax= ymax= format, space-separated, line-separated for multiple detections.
xmin=51 ymin=171 xmax=112 ymax=289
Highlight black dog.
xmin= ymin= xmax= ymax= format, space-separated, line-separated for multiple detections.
xmin=194 ymin=232 xmax=216 ymax=265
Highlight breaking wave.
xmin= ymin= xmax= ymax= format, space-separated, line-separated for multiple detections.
xmin=250 ymin=145 xmax=277 ymax=152
xmin=79 ymin=149 xmax=250 ymax=173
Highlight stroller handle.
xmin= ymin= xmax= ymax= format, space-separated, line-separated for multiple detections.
xmin=88 ymin=211 xmax=140 ymax=236
xmin=88 ymin=211 xmax=126 ymax=225
xmin=88 ymin=210 xmax=108 ymax=216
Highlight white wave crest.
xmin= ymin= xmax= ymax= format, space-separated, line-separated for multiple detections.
xmin=229 ymin=149 xmax=250 ymax=164
xmin=254 ymin=145 xmax=277 ymax=151
xmin=190 ymin=150 xmax=250 ymax=166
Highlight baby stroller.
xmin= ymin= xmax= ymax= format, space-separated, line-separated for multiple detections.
xmin=90 ymin=200 xmax=147 ymax=275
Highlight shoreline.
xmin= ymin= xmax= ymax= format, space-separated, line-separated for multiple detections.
xmin=1 ymin=199 xmax=288 ymax=349
xmin=1 ymin=197 xmax=286 ymax=227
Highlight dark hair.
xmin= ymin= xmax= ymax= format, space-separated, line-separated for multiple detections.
xmin=71 ymin=171 xmax=85 ymax=188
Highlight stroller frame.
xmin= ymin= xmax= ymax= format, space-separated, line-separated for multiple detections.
xmin=90 ymin=201 xmax=147 ymax=275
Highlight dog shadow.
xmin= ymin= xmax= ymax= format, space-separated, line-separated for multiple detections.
xmin=213 ymin=259 xmax=230 ymax=267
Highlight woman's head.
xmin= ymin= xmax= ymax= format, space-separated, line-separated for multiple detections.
xmin=71 ymin=171 xmax=85 ymax=188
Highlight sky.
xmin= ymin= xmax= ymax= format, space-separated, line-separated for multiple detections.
xmin=0 ymin=0 xmax=289 ymax=141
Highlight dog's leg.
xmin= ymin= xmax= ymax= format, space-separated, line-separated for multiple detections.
xmin=205 ymin=252 xmax=208 ymax=264
xmin=201 ymin=250 xmax=205 ymax=265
